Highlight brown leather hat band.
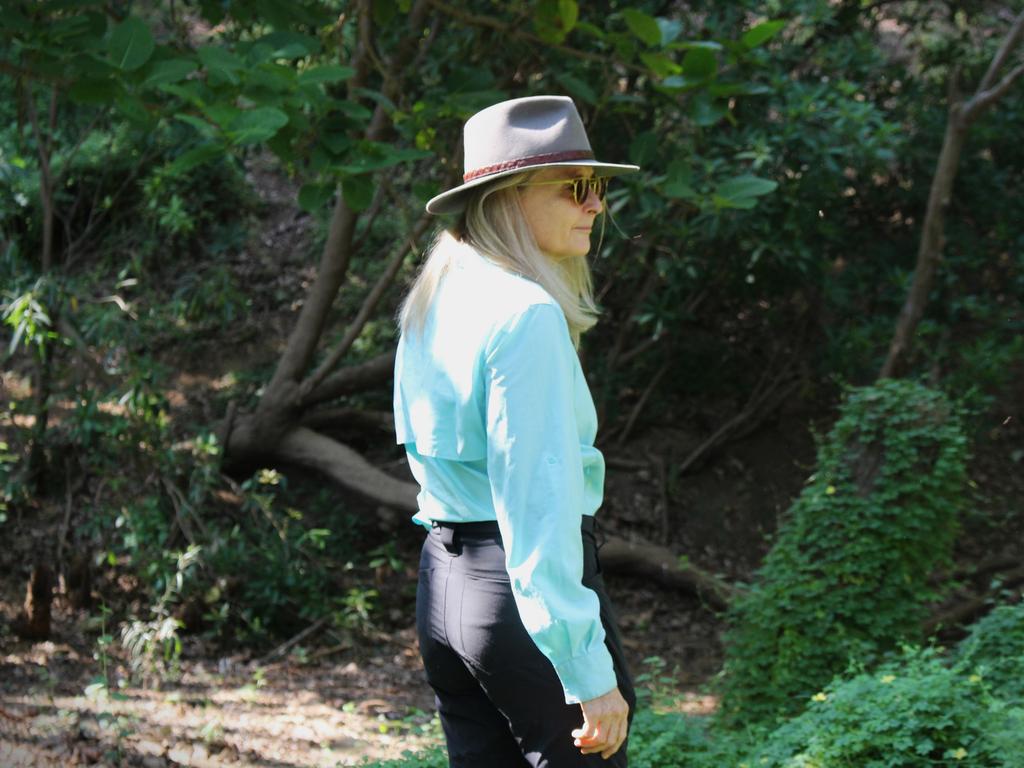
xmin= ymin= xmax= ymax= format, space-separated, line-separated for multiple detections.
xmin=463 ymin=150 xmax=595 ymax=182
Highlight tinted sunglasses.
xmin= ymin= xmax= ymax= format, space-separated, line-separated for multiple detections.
xmin=518 ymin=176 xmax=609 ymax=206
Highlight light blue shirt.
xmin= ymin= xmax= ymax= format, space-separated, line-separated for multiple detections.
xmin=393 ymin=241 xmax=615 ymax=704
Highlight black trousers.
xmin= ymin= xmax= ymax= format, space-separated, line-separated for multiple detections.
xmin=416 ymin=516 xmax=635 ymax=767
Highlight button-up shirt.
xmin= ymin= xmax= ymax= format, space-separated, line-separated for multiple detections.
xmin=393 ymin=240 xmax=615 ymax=704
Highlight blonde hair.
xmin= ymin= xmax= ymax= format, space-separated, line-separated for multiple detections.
xmin=398 ymin=172 xmax=600 ymax=347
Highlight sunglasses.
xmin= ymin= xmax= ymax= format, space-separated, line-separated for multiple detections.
xmin=518 ymin=176 xmax=609 ymax=206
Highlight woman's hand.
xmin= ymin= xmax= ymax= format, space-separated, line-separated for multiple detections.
xmin=572 ymin=686 xmax=629 ymax=759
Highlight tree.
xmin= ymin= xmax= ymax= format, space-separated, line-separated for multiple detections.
xmin=880 ymin=9 xmax=1024 ymax=379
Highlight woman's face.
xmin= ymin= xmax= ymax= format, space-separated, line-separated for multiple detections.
xmin=517 ymin=167 xmax=604 ymax=259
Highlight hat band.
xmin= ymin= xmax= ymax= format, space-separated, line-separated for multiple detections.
xmin=463 ymin=150 xmax=595 ymax=182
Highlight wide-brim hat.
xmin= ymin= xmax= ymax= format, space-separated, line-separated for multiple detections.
xmin=426 ymin=95 xmax=640 ymax=215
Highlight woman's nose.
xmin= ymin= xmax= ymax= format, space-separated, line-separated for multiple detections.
xmin=582 ymin=185 xmax=603 ymax=214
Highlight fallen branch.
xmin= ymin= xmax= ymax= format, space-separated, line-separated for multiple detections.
xmin=258 ymin=616 xmax=329 ymax=664
xmin=275 ymin=426 xmax=418 ymax=512
xmin=599 ymin=536 xmax=740 ymax=611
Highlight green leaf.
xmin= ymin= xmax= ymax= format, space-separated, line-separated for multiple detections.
xmin=663 ymin=158 xmax=696 ymax=199
xmin=667 ymin=40 xmax=723 ymax=52
xmin=175 ymin=113 xmax=216 ymax=137
xmin=333 ymin=100 xmax=374 ymax=122
xmin=657 ymin=18 xmax=683 ymax=45
xmin=690 ymin=94 xmax=727 ymax=126
xmin=167 ymin=143 xmax=225 ymax=175
xmin=621 ymin=9 xmax=661 ymax=47
xmin=198 ymin=46 xmax=244 ymax=86
xmin=555 ymin=73 xmax=597 ymax=105
xmin=716 ymin=175 xmax=778 ymax=202
xmin=682 ymin=47 xmax=717 ymax=80
xmin=533 ymin=0 xmax=568 ymax=44
xmin=319 ymin=132 xmax=353 ymax=155
xmin=298 ymin=65 xmax=356 ymax=86
xmin=142 ymin=58 xmax=197 ymax=87
xmin=336 ymin=145 xmax=431 ymax=174
xmin=628 ymin=132 xmax=658 ymax=167
xmin=253 ymin=30 xmax=320 ymax=60
xmin=247 ymin=64 xmax=295 ymax=93
xmin=115 ymin=94 xmax=151 ymax=125
xmin=574 ymin=21 xmax=605 ymax=40
xmin=341 ymin=175 xmax=373 ymax=211
xmin=226 ymin=107 xmax=289 ymax=146
xmin=741 ymin=20 xmax=786 ymax=49
xmin=558 ymin=0 xmax=579 ymax=34
xmin=658 ymin=75 xmax=704 ymax=92
xmin=709 ymin=81 xmax=773 ymax=97
xmin=298 ymin=183 xmax=335 ymax=212
xmin=639 ymin=52 xmax=681 ymax=78
xmin=109 ymin=17 xmax=154 ymax=71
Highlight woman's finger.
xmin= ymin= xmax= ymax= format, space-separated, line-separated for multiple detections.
xmin=572 ymin=718 xmax=599 ymax=746
xmin=600 ymin=717 xmax=626 ymax=759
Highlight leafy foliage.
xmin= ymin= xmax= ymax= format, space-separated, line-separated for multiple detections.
xmin=954 ymin=599 xmax=1024 ymax=705
xmin=719 ymin=379 xmax=969 ymax=723
xmin=749 ymin=647 xmax=1024 ymax=768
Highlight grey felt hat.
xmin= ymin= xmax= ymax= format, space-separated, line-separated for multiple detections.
xmin=425 ymin=95 xmax=640 ymax=215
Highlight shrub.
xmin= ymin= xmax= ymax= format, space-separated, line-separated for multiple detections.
xmin=954 ymin=598 xmax=1024 ymax=704
xmin=719 ymin=379 xmax=969 ymax=723
xmin=748 ymin=647 xmax=1024 ymax=767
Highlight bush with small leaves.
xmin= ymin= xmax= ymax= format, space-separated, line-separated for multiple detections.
xmin=748 ymin=647 xmax=1024 ymax=767
xmin=720 ymin=379 xmax=969 ymax=723
xmin=954 ymin=598 xmax=1024 ymax=705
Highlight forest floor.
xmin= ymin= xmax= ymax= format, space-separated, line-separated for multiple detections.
xmin=2 ymin=155 xmax=1022 ymax=767
xmin=0 ymin=528 xmax=724 ymax=767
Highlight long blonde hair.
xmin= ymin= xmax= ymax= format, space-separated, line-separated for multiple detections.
xmin=398 ymin=171 xmax=599 ymax=347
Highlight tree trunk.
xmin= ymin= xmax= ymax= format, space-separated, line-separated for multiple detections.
xmin=879 ymin=11 xmax=1024 ymax=379
xmin=13 ymin=563 xmax=54 ymax=641
xmin=878 ymin=116 xmax=965 ymax=379
xmin=222 ymin=1 xmax=436 ymax=509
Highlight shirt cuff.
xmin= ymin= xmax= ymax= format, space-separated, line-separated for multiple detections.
xmin=552 ymin=642 xmax=618 ymax=705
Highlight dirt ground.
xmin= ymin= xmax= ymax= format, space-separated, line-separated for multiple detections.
xmin=0 ymin=552 xmax=722 ymax=768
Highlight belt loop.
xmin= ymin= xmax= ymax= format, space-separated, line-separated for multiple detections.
xmin=433 ymin=521 xmax=458 ymax=554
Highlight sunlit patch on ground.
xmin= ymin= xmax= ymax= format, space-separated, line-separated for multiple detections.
xmin=0 ymin=631 xmax=441 ymax=767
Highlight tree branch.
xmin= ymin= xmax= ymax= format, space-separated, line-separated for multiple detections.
xmin=303 ymin=350 xmax=396 ymax=407
xmin=977 ymin=10 xmax=1024 ymax=94
xmin=301 ymin=213 xmax=431 ymax=400
xmin=24 ymin=84 xmax=55 ymax=271
xmin=300 ymin=406 xmax=394 ymax=433
xmin=963 ymin=61 xmax=1024 ymax=124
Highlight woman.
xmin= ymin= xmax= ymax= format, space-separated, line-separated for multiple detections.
xmin=393 ymin=95 xmax=639 ymax=766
